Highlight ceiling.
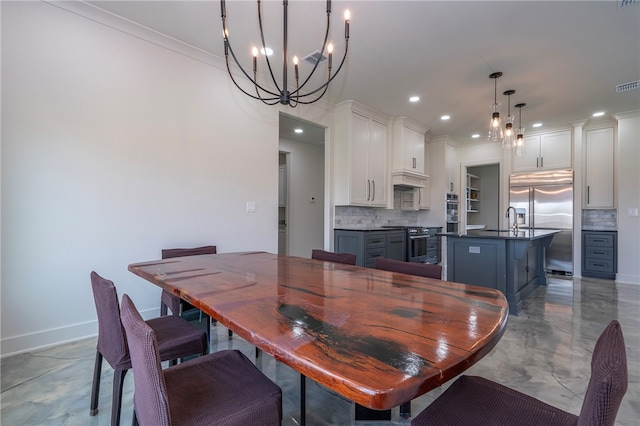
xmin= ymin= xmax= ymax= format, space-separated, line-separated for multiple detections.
xmin=88 ymin=1 xmax=640 ymax=145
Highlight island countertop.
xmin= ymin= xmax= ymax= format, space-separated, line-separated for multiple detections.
xmin=438 ymin=229 xmax=560 ymax=241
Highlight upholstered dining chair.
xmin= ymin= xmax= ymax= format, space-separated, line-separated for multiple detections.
xmin=374 ymin=257 xmax=442 ymax=279
xmin=89 ymin=271 xmax=207 ymax=426
xmin=411 ymin=320 xmax=628 ymax=426
xmin=159 ymin=245 xmax=217 ymax=315
xmin=120 ymin=294 xmax=283 ymax=426
xmin=311 ymin=249 xmax=357 ymax=265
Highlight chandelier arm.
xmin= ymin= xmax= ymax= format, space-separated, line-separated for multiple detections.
xmin=295 ymin=40 xmax=348 ymax=101
xmin=257 ymin=0 xmax=282 ymax=94
xmin=290 ymin=11 xmax=331 ymax=96
xmin=222 ymin=19 xmax=281 ymax=98
xmin=224 ymin=53 xmax=281 ymax=102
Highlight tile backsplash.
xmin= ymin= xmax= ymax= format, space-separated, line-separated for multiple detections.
xmin=335 ymin=190 xmax=418 ymax=227
xmin=582 ymin=209 xmax=617 ymax=229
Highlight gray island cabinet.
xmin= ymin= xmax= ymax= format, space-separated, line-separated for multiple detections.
xmin=440 ymin=229 xmax=559 ymax=315
xmin=334 ymin=228 xmax=406 ymax=267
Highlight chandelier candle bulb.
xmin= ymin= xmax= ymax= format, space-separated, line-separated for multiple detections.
xmin=252 ymin=47 xmax=258 ymax=73
xmin=293 ymin=56 xmax=299 ymax=80
xmin=345 ymin=10 xmax=350 ymax=39
xmin=328 ymin=43 xmax=333 ymax=69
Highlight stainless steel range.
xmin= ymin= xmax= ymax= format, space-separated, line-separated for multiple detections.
xmin=385 ymin=226 xmax=442 ymax=264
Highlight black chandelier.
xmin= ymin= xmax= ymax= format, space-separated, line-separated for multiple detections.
xmin=220 ymin=0 xmax=350 ymax=107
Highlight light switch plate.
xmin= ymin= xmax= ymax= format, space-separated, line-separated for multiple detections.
xmin=628 ymin=208 xmax=639 ymax=217
xmin=247 ymin=201 xmax=257 ymax=212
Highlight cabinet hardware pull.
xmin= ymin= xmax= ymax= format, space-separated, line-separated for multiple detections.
xmin=372 ymin=180 xmax=376 ymax=201
xmin=412 ymin=157 xmax=416 ymax=169
xmin=537 ymin=157 xmax=539 ymax=168
xmin=367 ymin=180 xmax=371 ymax=201
xmin=541 ymin=157 xmax=544 ymax=168
xmin=587 ymin=185 xmax=590 ymax=204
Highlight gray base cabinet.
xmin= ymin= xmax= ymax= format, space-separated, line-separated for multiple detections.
xmin=334 ymin=229 xmax=406 ymax=268
xmin=582 ymin=231 xmax=617 ymax=279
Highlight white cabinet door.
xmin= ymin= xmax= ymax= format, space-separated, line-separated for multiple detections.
xmin=584 ymin=127 xmax=615 ymax=208
xmin=512 ymin=135 xmax=541 ymax=172
xmin=445 ymin=144 xmax=458 ymax=193
xmin=368 ymin=119 xmax=388 ymax=206
xmin=391 ymin=117 xmax=426 ymax=175
xmin=411 ymin=128 xmax=425 ymax=173
xmin=540 ymin=130 xmax=572 ymax=170
xmin=418 ymin=184 xmax=430 ymax=209
xmin=334 ymin=101 xmax=389 ymax=207
xmin=512 ymin=130 xmax=572 ymax=172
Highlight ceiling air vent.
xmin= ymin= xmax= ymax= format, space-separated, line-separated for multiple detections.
xmin=615 ymin=80 xmax=639 ymax=93
xmin=618 ymin=0 xmax=639 ymax=8
xmin=302 ymin=50 xmax=327 ymax=66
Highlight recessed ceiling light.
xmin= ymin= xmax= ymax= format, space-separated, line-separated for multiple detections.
xmin=294 ymin=128 xmax=303 ymax=134
xmin=409 ymin=96 xmax=420 ymax=103
xmin=592 ymin=111 xmax=605 ymax=117
xmin=260 ymin=47 xmax=274 ymax=56
xmin=471 ymin=134 xmax=480 ymax=139
xmin=532 ymin=123 xmax=542 ymax=128
xmin=441 ymin=115 xmax=450 ymax=120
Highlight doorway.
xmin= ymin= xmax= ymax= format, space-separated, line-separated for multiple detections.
xmin=278 ymin=114 xmax=325 ymax=257
xmin=465 ymin=164 xmax=500 ymax=231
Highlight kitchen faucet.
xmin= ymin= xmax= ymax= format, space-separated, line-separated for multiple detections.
xmin=505 ymin=206 xmax=518 ymax=233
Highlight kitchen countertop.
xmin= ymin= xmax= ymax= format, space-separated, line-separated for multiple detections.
xmin=333 ymin=226 xmax=406 ymax=231
xmin=581 ymin=226 xmax=617 ymax=231
xmin=438 ymin=229 xmax=560 ymax=241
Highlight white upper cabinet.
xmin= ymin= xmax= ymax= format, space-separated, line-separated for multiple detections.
xmin=391 ymin=117 xmax=427 ymax=176
xmin=333 ymin=101 xmax=389 ymax=207
xmin=584 ymin=127 xmax=615 ymax=208
xmin=512 ymin=130 xmax=572 ymax=172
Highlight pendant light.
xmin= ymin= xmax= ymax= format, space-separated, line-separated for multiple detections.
xmin=488 ymin=72 xmax=503 ymax=142
xmin=514 ymin=103 xmax=526 ymax=157
xmin=502 ymin=89 xmax=516 ymax=148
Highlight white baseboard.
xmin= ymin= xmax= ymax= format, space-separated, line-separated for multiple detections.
xmin=616 ymin=273 xmax=640 ymax=285
xmin=1 ymin=307 xmax=157 ymax=358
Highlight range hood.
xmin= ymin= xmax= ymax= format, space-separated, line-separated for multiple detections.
xmin=391 ymin=170 xmax=428 ymax=189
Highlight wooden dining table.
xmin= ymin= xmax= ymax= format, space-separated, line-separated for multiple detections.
xmin=128 ymin=251 xmax=509 ymax=421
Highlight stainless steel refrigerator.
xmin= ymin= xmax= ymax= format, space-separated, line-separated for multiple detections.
xmin=509 ymin=170 xmax=573 ymax=274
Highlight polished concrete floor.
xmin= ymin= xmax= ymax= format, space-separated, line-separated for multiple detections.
xmin=1 ymin=276 xmax=638 ymax=425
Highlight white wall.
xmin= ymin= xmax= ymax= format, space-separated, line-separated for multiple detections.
xmin=278 ymin=138 xmax=325 ymax=257
xmin=615 ymin=111 xmax=640 ymax=284
xmin=0 ymin=1 xmax=332 ymax=356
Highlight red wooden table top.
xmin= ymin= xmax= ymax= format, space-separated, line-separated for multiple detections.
xmin=128 ymin=251 xmax=508 ymax=410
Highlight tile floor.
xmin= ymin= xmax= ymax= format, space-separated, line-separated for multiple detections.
xmin=1 ymin=276 xmax=638 ymax=425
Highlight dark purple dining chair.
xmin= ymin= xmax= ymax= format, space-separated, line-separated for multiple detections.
xmin=311 ymin=249 xmax=357 ymax=265
xmin=89 ymin=271 xmax=207 ymax=426
xmin=374 ymin=257 xmax=442 ymax=279
xmin=411 ymin=320 xmax=628 ymax=426
xmin=120 ymin=294 xmax=283 ymax=426
xmin=159 ymin=245 xmax=217 ymax=316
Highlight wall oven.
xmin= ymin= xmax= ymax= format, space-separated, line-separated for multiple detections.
xmin=446 ymin=193 xmax=459 ymax=233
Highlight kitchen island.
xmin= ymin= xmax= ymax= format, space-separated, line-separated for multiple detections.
xmin=439 ymin=229 xmax=559 ymax=315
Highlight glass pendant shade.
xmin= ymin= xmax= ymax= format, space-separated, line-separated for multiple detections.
xmin=514 ymin=102 xmax=526 ymax=157
xmin=488 ymin=103 xmax=503 ymax=141
xmin=503 ymin=115 xmax=516 ymax=148
xmin=488 ymin=72 xmax=504 ymax=142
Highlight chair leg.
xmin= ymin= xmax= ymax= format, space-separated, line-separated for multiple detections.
xmin=160 ymin=301 xmax=168 ymax=316
xmin=90 ymin=351 xmax=103 ymax=416
xmin=228 ymin=328 xmax=233 ymax=338
xmin=132 ymin=409 xmax=139 ymax=426
xmin=111 ymin=369 xmax=128 ymax=426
